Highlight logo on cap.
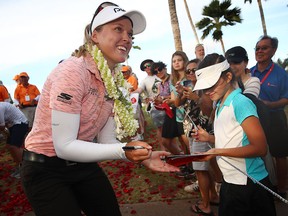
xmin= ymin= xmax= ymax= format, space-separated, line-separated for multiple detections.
xmin=114 ymin=7 xmax=125 ymax=13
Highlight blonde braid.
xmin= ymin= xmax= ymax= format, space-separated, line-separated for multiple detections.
xmin=71 ymin=24 xmax=95 ymax=57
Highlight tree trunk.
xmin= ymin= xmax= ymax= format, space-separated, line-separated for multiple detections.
xmin=183 ymin=0 xmax=200 ymax=44
xmin=220 ymin=38 xmax=225 ymax=55
xmin=168 ymin=0 xmax=183 ymax=51
xmin=257 ymin=0 xmax=267 ymax=35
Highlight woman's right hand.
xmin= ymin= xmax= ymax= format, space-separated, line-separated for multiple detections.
xmin=183 ymin=87 xmax=199 ymax=101
xmin=124 ymin=141 xmax=152 ymax=163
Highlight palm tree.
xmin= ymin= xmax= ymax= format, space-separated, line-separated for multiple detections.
xmin=183 ymin=0 xmax=200 ymax=44
xmin=196 ymin=0 xmax=242 ymax=54
xmin=277 ymin=57 xmax=288 ymax=72
xmin=244 ymin=0 xmax=267 ymax=35
xmin=168 ymin=0 xmax=183 ymax=51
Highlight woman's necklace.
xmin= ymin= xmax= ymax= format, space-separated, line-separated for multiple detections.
xmin=86 ymin=44 xmax=138 ymax=140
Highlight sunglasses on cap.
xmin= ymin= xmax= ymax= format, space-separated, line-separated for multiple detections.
xmin=143 ymin=64 xmax=151 ymax=69
xmin=185 ymin=68 xmax=196 ymax=75
xmin=227 ymin=59 xmax=243 ymax=64
xmin=89 ymin=2 xmax=119 ymax=34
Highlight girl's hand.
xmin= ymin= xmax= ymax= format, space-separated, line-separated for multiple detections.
xmin=141 ymin=151 xmax=180 ymax=172
xmin=192 ymin=125 xmax=211 ymax=142
xmin=196 ymin=150 xmax=217 ymax=161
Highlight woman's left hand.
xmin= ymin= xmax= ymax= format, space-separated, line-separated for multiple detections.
xmin=141 ymin=151 xmax=180 ymax=172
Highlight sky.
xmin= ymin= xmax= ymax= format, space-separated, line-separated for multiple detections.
xmin=0 ymin=0 xmax=287 ymax=96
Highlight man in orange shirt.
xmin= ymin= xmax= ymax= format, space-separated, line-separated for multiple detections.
xmin=14 ymin=72 xmax=40 ymax=130
xmin=121 ymin=65 xmax=138 ymax=92
xmin=0 ymin=80 xmax=10 ymax=102
xmin=121 ymin=65 xmax=145 ymax=141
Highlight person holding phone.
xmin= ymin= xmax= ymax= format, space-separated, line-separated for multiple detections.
xmin=176 ymin=59 xmax=219 ymax=215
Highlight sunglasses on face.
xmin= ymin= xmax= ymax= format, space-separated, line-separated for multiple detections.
xmin=143 ymin=64 xmax=151 ymax=69
xmin=185 ymin=68 xmax=196 ymax=75
xmin=155 ymin=68 xmax=165 ymax=74
xmin=89 ymin=2 xmax=119 ymax=34
xmin=255 ymin=46 xmax=271 ymax=52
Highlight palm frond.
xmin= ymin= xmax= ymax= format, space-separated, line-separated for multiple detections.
xmin=212 ymin=29 xmax=223 ymax=41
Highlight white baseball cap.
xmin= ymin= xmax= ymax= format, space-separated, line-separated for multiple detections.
xmin=193 ymin=60 xmax=230 ymax=91
xmin=90 ymin=5 xmax=146 ymax=35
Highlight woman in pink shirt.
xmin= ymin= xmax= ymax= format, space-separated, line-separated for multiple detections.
xmin=20 ymin=2 xmax=179 ymax=216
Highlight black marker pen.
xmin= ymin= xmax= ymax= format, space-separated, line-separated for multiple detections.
xmin=122 ymin=146 xmax=146 ymax=151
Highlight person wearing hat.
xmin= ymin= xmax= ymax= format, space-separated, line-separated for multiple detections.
xmin=225 ymin=46 xmax=260 ymax=97
xmin=0 ymin=80 xmax=10 ymax=102
xmin=150 ymin=61 xmax=176 ymax=152
xmin=121 ymin=65 xmax=138 ymax=92
xmin=175 ymin=58 xmax=220 ymax=214
xmin=20 ymin=2 xmax=179 ymax=215
xmin=190 ymin=53 xmax=276 ymax=215
xmin=250 ymin=35 xmax=288 ymax=199
xmin=133 ymin=59 xmax=161 ymax=141
xmin=14 ymin=72 xmax=40 ymax=131
xmin=121 ymin=65 xmax=145 ymax=141
xmin=134 ymin=59 xmax=160 ymax=104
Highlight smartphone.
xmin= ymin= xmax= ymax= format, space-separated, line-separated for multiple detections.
xmin=183 ymin=80 xmax=193 ymax=88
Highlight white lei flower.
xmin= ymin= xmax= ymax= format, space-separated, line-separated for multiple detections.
xmin=86 ymin=44 xmax=139 ymax=139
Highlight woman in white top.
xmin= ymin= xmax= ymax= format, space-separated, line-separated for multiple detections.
xmin=225 ymin=46 xmax=260 ymax=97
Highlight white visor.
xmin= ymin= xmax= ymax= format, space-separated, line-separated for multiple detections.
xmin=193 ymin=60 xmax=230 ymax=91
xmin=91 ymin=6 xmax=146 ymax=35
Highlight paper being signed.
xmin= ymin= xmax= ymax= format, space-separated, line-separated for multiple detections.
xmin=163 ymin=153 xmax=215 ymax=167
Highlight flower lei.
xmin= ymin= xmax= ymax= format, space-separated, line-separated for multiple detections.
xmin=86 ymin=44 xmax=139 ymax=140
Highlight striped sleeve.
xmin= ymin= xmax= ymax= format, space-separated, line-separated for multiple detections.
xmin=244 ymin=77 xmax=260 ymax=97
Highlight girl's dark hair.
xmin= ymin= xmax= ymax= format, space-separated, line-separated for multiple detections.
xmin=198 ymin=53 xmax=236 ymax=83
xmin=186 ymin=58 xmax=201 ymax=68
xmin=198 ymin=53 xmax=225 ymax=69
xmin=151 ymin=61 xmax=167 ymax=75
